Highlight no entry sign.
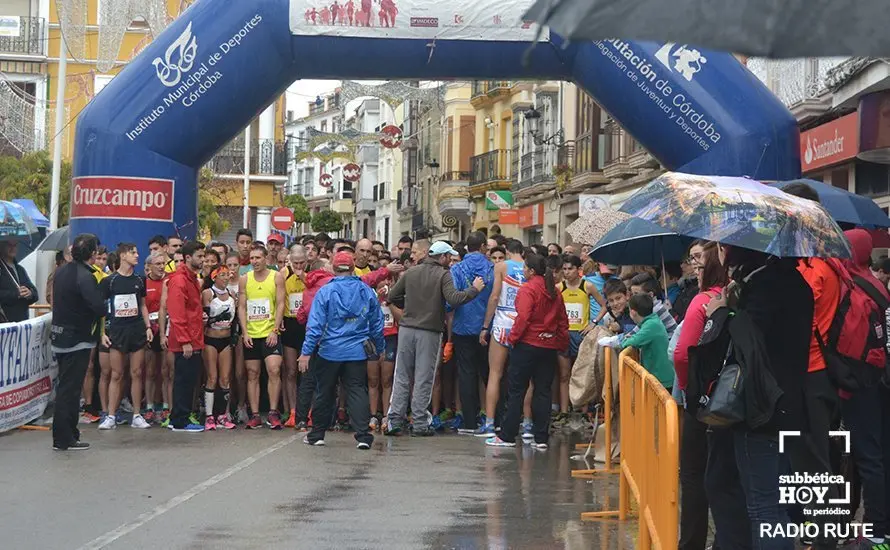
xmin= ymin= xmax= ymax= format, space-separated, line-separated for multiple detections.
xmin=271 ymin=207 xmax=294 ymax=231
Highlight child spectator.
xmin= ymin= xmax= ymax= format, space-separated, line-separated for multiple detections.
xmin=620 ymin=293 xmax=673 ymax=389
xmin=628 ymin=272 xmax=678 ymax=340
xmin=600 ymin=278 xmax=636 ymax=334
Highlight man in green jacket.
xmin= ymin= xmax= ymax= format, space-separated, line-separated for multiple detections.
xmin=621 ymin=293 xmax=673 ymax=389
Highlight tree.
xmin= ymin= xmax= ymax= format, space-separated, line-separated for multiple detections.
xmin=284 ymin=194 xmax=311 ymax=225
xmin=0 ymin=151 xmax=72 ymax=225
xmin=311 ymin=209 xmax=342 ymax=233
xmin=197 ymin=168 xmax=230 ymax=239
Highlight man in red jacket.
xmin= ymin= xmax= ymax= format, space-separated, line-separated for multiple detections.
xmin=166 ymin=241 xmax=206 ymax=432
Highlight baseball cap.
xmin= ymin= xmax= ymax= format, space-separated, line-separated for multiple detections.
xmin=332 ymin=251 xmax=355 ymax=272
xmin=429 ymin=241 xmax=459 ymax=256
xmin=267 ymin=233 xmax=284 ymax=244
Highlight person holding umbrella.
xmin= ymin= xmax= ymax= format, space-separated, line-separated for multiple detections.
xmin=0 ymin=239 xmax=38 ymax=322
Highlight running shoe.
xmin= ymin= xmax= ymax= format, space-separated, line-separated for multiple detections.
xmin=189 ymin=413 xmax=200 ymax=426
xmin=53 ymin=441 xmax=90 ymax=451
xmin=284 ymin=409 xmax=296 ymax=429
xmin=204 ymin=415 xmax=217 ymax=431
xmin=236 ymin=406 xmax=249 ymax=425
xmin=411 ymin=428 xmax=435 ymax=437
xmin=119 ymin=398 xmax=134 ymax=413
xmin=98 ymin=415 xmax=116 ymax=430
xmin=369 ymin=416 xmax=379 ymax=431
xmin=158 ymin=409 xmax=170 ymax=424
xmin=115 ymin=412 xmax=128 ymax=425
xmin=430 ymin=415 xmax=443 ymax=432
xmin=531 ymin=442 xmax=548 ymax=450
xmin=303 ymin=436 xmax=325 ymax=446
xmin=437 ymin=408 xmax=454 ymax=422
xmin=295 ymin=421 xmax=308 ymax=432
xmin=245 ymin=415 xmax=263 ymax=429
xmin=131 ymin=414 xmax=151 ymax=429
xmin=217 ymin=414 xmax=236 ymax=430
xmin=142 ymin=410 xmax=155 ymax=423
xmin=474 ymin=422 xmax=496 ymax=437
xmin=267 ymin=410 xmax=283 ymax=430
xmin=485 ymin=436 xmax=515 ymax=447
xmin=160 ymin=417 xmax=170 ymax=428
xmin=356 ymin=441 xmax=371 ymax=450
xmin=383 ymin=422 xmax=403 ymax=436
xmin=521 ymin=419 xmax=534 ymax=440
xmin=80 ymin=411 xmax=101 ymax=424
xmin=170 ymin=423 xmax=205 ymax=433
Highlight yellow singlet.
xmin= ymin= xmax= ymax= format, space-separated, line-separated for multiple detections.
xmin=164 ymin=259 xmax=176 ymax=273
xmin=561 ymin=281 xmax=590 ymax=332
xmin=284 ymin=267 xmax=306 ymax=319
xmin=354 ymin=265 xmax=371 ymax=276
xmin=92 ymin=264 xmax=107 ymax=284
xmin=245 ymin=270 xmax=277 ymax=339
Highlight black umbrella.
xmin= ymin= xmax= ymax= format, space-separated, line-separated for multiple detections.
xmin=524 ymin=0 xmax=890 ymax=58
xmin=38 ymin=226 xmax=69 ymax=251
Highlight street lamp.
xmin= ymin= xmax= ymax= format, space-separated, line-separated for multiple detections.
xmin=524 ymin=106 xmax=563 ymax=146
xmin=422 ymin=159 xmax=442 ymax=235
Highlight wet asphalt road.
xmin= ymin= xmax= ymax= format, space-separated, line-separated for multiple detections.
xmin=0 ymin=427 xmax=636 ymax=549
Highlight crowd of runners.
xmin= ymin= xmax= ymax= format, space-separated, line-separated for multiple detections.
xmin=48 ymin=225 xmax=647 ymax=451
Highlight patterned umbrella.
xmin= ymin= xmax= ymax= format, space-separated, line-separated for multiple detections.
xmin=620 ymin=172 xmax=852 ymax=258
xmin=0 ymin=200 xmax=38 ymax=241
xmin=566 ymin=209 xmax=632 ymax=246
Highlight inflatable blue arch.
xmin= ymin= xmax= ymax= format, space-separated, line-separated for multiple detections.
xmin=71 ymin=0 xmax=800 ymax=249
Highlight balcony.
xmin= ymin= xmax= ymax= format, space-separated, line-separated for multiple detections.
xmin=471 ymin=150 xmax=511 ymax=186
xmin=355 ymin=197 xmax=375 ymax=213
xmin=602 ymin=156 xmax=637 ymax=180
xmin=440 ymin=171 xmax=471 ymax=183
xmin=412 ymin=210 xmax=425 ymax=231
xmin=357 ymin=145 xmax=379 ymax=164
xmin=207 ymin=138 xmax=289 ymax=176
xmin=0 ymin=17 xmax=45 ymax=57
xmin=471 ymin=81 xmax=514 ymax=106
xmin=746 ymin=57 xmax=848 ymax=122
xmin=627 ymin=150 xmax=659 ymax=169
xmin=515 ymin=150 xmax=551 ymax=191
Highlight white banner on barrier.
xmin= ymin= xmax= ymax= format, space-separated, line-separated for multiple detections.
xmin=0 ymin=315 xmax=58 ymax=433
xmin=289 ymin=0 xmax=547 ymax=42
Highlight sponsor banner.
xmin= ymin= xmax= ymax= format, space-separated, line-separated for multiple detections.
xmin=289 ymin=0 xmax=547 ymax=42
xmin=800 ymin=112 xmax=858 ymax=172
xmin=519 ymin=203 xmax=544 ymax=228
xmin=485 ymin=190 xmax=513 ymax=210
xmin=579 ymin=194 xmax=610 ymax=215
xmin=70 ymin=176 xmax=175 ymax=222
xmin=0 ymin=315 xmax=58 ymax=433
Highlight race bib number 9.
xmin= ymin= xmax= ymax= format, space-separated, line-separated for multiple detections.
xmin=114 ymin=294 xmax=138 ymax=318
xmin=247 ymin=298 xmax=271 ymax=322
xmin=382 ymin=305 xmax=393 ymax=329
xmin=288 ymin=292 xmax=303 ymax=316
xmin=565 ymin=302 xmax=583 ymax=323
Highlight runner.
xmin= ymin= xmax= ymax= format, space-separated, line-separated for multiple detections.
xmin=267 ymin=234 xmax=284 ymax=270
xmin=238 ymin=244 xmax=286 ymax=429
xmin=369 ymin=277 xmax=399 ymax=431
xmin=225 ymin=252 xmax=248 ymax=423
xmin=201 ymin=266 xmax=236 ymax=430
xmin=202 ymin=249 xmax=221 ymax=281
xmin=81 ymin=252 xmax=109 ymax=424
xmin=354 ymin=238 xmax=374 ymax=275
xmin=236 ymin=229 xmax=253 ymax=275
xmin=98 ymin=243 xmax=153 ymax=430
xmin=148 ymin=235 xmax=175 ymax=273
xmin=281 ymin=244 xmax=307 ymax=428
xmin=478 ymin=238 xmax=526 ymax=437
xmin=144 ymin=252 xmax=168 ymax=423
xmin=557 ymin=254 xmax=605 ymax=415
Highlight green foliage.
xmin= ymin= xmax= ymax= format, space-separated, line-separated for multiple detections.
xmin=284 ymin=194 xmax=312 ymax=224
xmin=311 ymin=209 xmax=342 ymax=233
xmin=198 ymin=168 xmax=230 ymax=239
xmin=0 ymin=151 xmax=72 ymax=225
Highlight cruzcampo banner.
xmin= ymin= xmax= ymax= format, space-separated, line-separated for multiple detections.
xmin=485 ymin=190 xmax=514 ymax=210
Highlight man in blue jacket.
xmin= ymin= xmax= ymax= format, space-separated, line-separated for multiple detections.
xmin=299 ymin=251 xmax=384 ymax=449
xmin=449 ymin=231 xmax=494 ymax=432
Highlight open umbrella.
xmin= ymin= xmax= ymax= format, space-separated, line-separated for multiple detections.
xmin=565 ymin=209 xmax=631 ymax=245
xmin=620 ymin=172 xmax=851 ymax=258
xmin=523 ymin=0 xmax=890 ymax=58
xmin=38 ymin=226 xmax=70 ymax=251
xmin=0 ymin=200 xmax=38 ymax=241
xmin=590 ymin=217 xmax=693 ymax=266
xmin=772 ymin=179 xmax=890 ymax=229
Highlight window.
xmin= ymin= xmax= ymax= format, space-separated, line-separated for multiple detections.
xmin=574 ymin=92 xmax=602 ymax=174
xmin=342 ymin=180 xmax=353 ymax=199
xmin=320 ymin=120 xmax=327 ymax=132
xmin=378 ymin=181 xmax=385 ymax=201
xmin=94 ymin=74 xmax=114 ymax=96
xmin=303 ymin=167 xmax=314 ymax=196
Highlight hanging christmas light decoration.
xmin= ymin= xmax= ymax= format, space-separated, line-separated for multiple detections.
xmin=339 ymin=80 xmax=444 ymax=111
xmin=97 ymin=0 xmax=169 ymax=72
xmin=305 ymin=126 xmax=380 ymax=151
xmin=0 ymin=76 xmax=68 ymax=154
xmin=295 ymin=146 xmax=354 ymax=164
xmin=56 ymin=0 xmax=87 ymax=60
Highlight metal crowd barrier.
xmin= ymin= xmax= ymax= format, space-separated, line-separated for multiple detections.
xmin=581 ymin=348 xmax=680 ymax=550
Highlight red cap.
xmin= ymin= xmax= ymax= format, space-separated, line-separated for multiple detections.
xmin=332 ymin=251 xmax=355 ymax=272
xmin=267 ymin=233 xmax=284 ymax=244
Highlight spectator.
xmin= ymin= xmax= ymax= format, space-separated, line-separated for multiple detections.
xmin=50 ymin=233 xmax=106 ymax=451
xmin=46 ymin=246 xmax=72 ymax=306
xmin=620 ymin=293 xmax=673 ymax=389
xmin=385 ymin=241 xmax=483 ymax=436
xmin=298 ymin=251 xmax=383 ymax=449
xmin=0 ymin=240 xmax=38 ymax=322
xmin=546 ymin=243 xmax=562 ymax=256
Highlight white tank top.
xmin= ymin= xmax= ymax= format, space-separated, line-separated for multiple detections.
xmin=208 ymin=287 xmax=235 ymax=331
xmin=496 ymin=260 xmax=526 ymax=318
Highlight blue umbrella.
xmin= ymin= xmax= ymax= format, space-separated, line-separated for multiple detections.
xmin=0 ymin=200 xmax=38 ymax=241
xmin=590 ymin=217 xmax=693 ymax=266
xmin=772 ymin=179 xmax=890 ymax=229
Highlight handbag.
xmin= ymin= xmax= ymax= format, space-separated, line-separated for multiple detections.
xmin=696 ymin=342 xmax=746 ymax=427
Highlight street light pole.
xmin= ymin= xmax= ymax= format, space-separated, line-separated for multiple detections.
xmin=49 ymin=34 xmax=68 ymax=231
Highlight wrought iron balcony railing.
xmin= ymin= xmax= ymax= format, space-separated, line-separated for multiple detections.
xmin=0 ymin=17 xmax=45 ymax=57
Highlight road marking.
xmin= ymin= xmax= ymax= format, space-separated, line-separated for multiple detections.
xmin=77 ymin=434 xmax=299 ymax=550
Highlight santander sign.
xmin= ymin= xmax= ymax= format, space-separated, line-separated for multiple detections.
xmin=800 ymin=112 xmax=859 ymax=172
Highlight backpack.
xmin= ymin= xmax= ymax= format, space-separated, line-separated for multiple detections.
xmin=818 ymin=259 xmax=889 ymax=391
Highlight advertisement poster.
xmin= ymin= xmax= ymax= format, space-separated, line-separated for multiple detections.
xmin=290 ymin=0 xmax=546 ymax=42
xmin=0 ymin=315 xmax=58 ymax=433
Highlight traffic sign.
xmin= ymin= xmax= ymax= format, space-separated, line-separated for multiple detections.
xmin=271 ymin=207 xmax=294 ymax=231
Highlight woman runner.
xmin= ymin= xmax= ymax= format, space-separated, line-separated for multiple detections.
xmin=201 ymin=266 xmax=236 ymax=430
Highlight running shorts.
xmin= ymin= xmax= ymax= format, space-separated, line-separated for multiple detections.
xmin=244 ymin=336 xmax=282 ymax=361
xmin=490 ymin=311 xmax=515 ymax=346
xmin=384 ymin=335 xmax=398 ymax=363
xmin=281 ymin=317 xmax=306 ymax=350
xmin=107 ymin=324 xmax=147 ymax=354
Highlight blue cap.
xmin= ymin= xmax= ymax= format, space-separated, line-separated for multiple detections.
xmin=429 ymin=241 xmax=459 ymax=256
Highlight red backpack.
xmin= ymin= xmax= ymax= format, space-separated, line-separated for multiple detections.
xmin=818 ymin=258 xmax=889 ymax=391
